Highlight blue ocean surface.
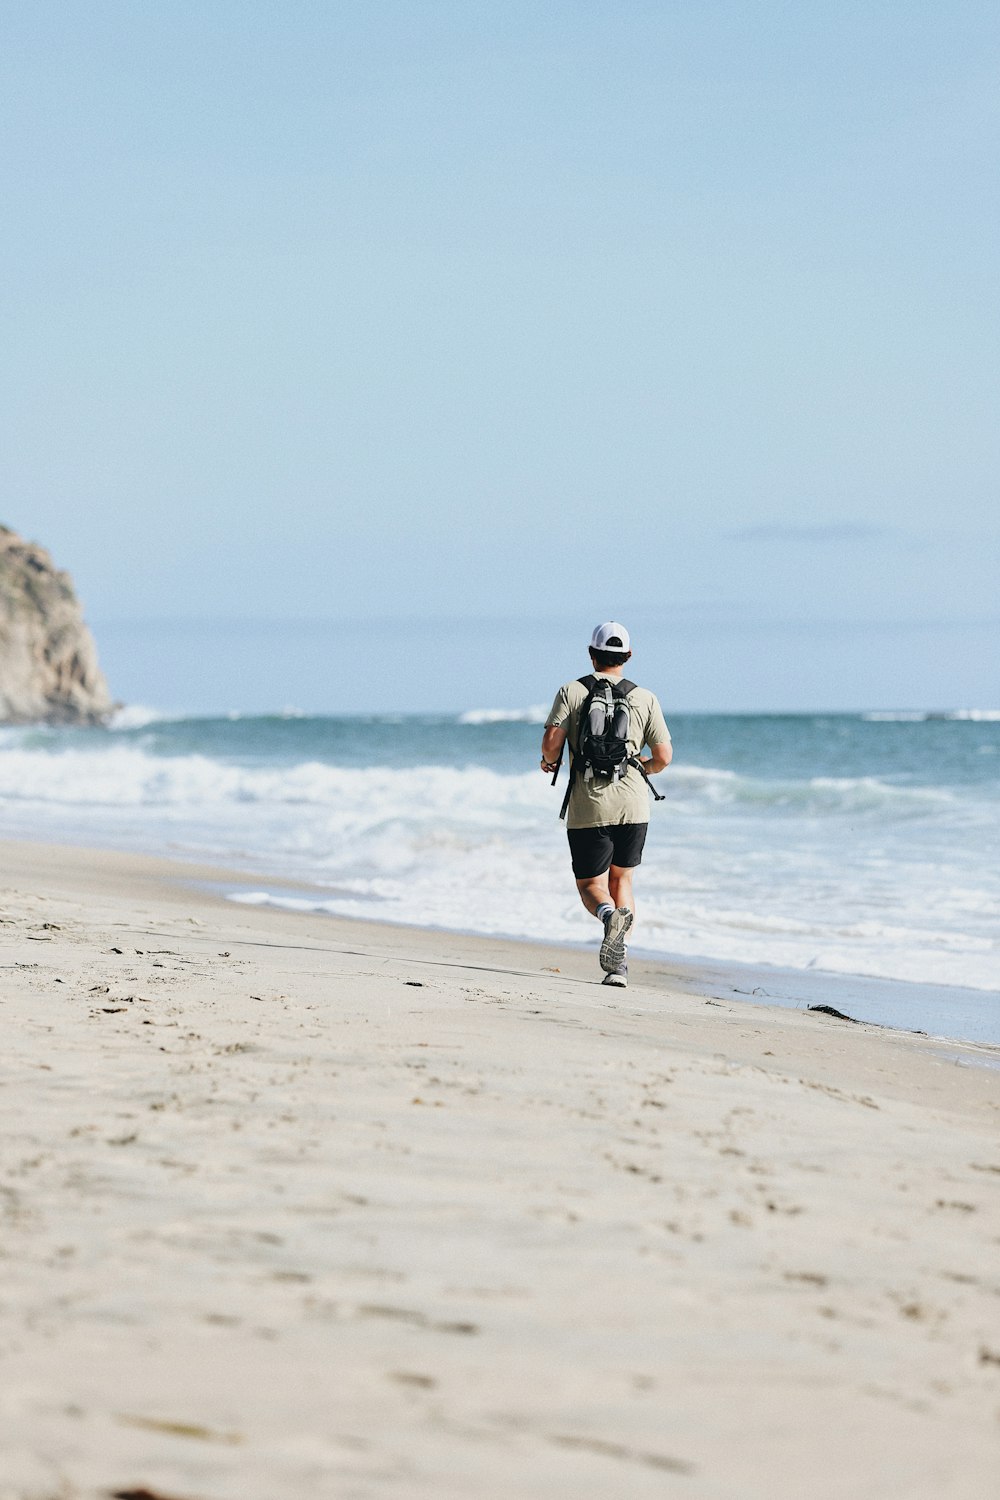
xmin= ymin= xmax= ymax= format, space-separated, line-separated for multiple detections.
xmin=1 ymin=707 xmax=997 ymax=1039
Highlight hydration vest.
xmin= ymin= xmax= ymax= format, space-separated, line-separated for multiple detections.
xmin=556 ymin=675 xmax=664 ymax=820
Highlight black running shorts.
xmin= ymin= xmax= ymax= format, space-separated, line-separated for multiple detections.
xmin=567 ymin=822 xmax=648 ymax=879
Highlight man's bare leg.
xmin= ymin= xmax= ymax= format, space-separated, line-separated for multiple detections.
xmin=575 ymin=874 xmax=612 ymax=917
xmin=575 ymin=866 xmax=636 ymax=921
xmin=608 ymin=865 xmax=635 ymax=921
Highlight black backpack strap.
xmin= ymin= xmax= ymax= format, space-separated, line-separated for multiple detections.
xmin=629 ymin=755 xmax=666 ymax=801
xmin=568 ymin=675 xmax=601 ymax=756
xmin=558 ymin=677 xmax=597 ymax=820
xmin=559 ymin=675 xmax=641 ymax=820
xmin=613 ymin=679 xmax=664 ymax=800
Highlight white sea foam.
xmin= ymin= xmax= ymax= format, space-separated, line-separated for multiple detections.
xmin=1 ymin=732 xmax=996 ymax=992
xmin=108 ymin=704 xmax=169 ymax=730
xmin=0 ymin=745 xmax=970 ymax=824
xmin=863 ymin=711 xmax=931 ymax=722
xmin=863 ymin=709 xmax=1000 ymax=722
xmin=458 ymin=705 xmax=548 ymax=724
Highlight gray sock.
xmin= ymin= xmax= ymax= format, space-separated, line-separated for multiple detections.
xmin=596 ymin=902 xmax=614 ymax=924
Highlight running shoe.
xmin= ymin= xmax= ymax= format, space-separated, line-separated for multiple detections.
xmin=599 ymin=906 xmax=633 ymax=973
xmin=601 ymin=965 xmax=628 ymax=989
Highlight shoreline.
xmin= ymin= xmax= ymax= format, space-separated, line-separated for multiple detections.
xmin=7 ymin=833 xmax=999 ymax=1048
xmin=226 ymin=886 xmax=1000 ymax=1050
xmin=2 ymin=835 xmax=999 ymax=1497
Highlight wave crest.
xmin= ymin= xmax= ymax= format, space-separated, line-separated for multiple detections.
xmin=0 ymin=744 xmax=970 ymax=822
xmin=864 ymin=709 xmax=1000 ymax=722
xmin=458 ymin=705 xmax=547 ymax=725
xmin=0 ymin=732 xmax=994 ymax=994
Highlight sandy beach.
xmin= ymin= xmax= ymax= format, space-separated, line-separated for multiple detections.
xmin=1 ymin=838 xmax=998 ymax=1500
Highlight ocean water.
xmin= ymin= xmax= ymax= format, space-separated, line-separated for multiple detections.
xmin=1 ymin=707 xmax=997 ymax=1024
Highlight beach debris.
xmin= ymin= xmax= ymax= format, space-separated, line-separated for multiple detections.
xmin=547 ymin=1433 xmax=694 ymax=1475
xmin=102 ymin=1007 xmax=127 ymax=1014
xmin=111 ymin=1489 xmax=195 ymax=1500
xmin=89 ymin=984 xmax=109 ymax=993
xmin=405 ymin=980 xmax=424 ymax=987
xmin=115 ymin=1413 xmax=243 ymax=1444
xmin=542 ymin=966 xmax=561 ymax=973
xmin=808 ymin=1004 xmax=859 ymax=1023
xmin=800 ymin=1077 xmax=878 ymax=1108
xmin=108 ymin=947 xmax=123 ymax=954
xmin=358 ymin=1303 xmax=478 ymax=1335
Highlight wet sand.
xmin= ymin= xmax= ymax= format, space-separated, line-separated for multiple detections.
xmin=1 ymin=839 xmax=998 ymax=1499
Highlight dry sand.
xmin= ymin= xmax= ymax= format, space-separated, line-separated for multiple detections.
xmin=1 ymin=838 xmax=998 ymax=1500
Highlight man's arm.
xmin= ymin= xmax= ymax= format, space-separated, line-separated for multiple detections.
xmin=541 ymin=724 xmax=566 ymax=774
xmin=638 ymin=696 xmax=672 ymax=776
xmin=638 ymin=740 xmax=671 ymax=775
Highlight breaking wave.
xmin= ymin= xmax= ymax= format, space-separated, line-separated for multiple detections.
xmin=864 ymin=709 xmax=1000 ymax=723
xmin=458 ymin=705 xmax=548 ymax=725
xmin=1 ymin=713 xmax=996 ymax=993
xmin=0 ymin=743 xmax=976 ymax=824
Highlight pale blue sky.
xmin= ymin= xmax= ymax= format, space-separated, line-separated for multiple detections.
xmin=1 ymin=1 xmax=997 ymax=710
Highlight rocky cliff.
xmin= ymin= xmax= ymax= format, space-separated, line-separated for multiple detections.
xmin=0 ymin=525 xmax=114 ymax=724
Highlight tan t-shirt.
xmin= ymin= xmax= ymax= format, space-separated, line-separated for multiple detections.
xmin=546 ymin=673 xmax=671 ymax=829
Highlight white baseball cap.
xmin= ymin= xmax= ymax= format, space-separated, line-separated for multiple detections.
xmin=590 ymin=620 xmax=631 ymax=652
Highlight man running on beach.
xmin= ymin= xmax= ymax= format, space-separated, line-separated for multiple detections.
xmin=540 ymin=622 xmax=671 ymax=989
